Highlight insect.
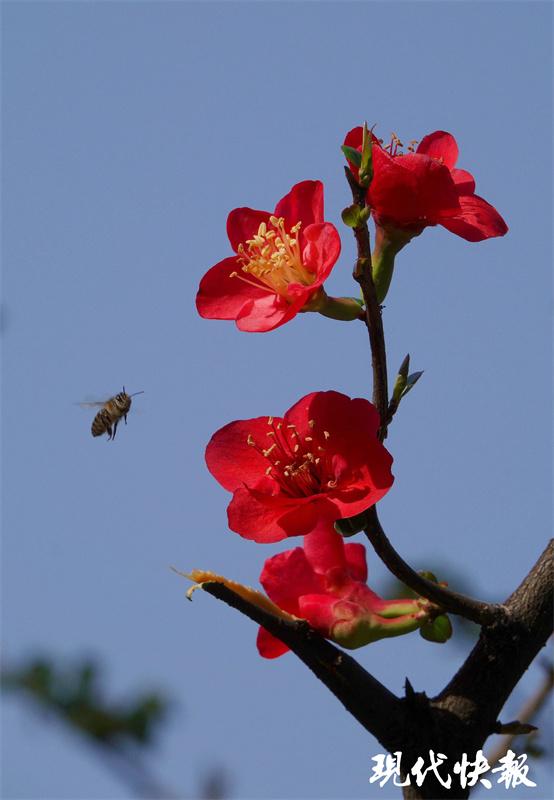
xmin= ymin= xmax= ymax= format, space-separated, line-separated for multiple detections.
xmin=82 ymin=387 xmax=144 ymax=440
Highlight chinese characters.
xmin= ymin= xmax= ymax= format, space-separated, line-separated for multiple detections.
xmin=369 ymin=750 xmax=536 ymax=790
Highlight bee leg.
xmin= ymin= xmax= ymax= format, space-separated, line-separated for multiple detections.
xmin=112 ymin=419 xmax=120 ymax=440
xmin=124 ymin=413 xmax=128 ymax=426
xmin=106 ymin=423 xmax=113 ymax=440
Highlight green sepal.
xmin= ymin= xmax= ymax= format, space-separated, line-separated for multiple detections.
xmin=341 ymin=204 xmax=371 ymax=229
xmin=341 ymin=205 xmax=361 ymax=228
xmin=334 ymin=509 xmax=372 ymax=537
xmin=419 ymin=614 xmax=453 ymax=644
xmin=398 ymin=353 xmax=410 ymax=380
xmin=341 ymin=145 xmax=362 ymax=168
xmin=392 ymin=354 xmax=410 ymax=404
xmin=358 ymin=122 xmax=374 ymax=188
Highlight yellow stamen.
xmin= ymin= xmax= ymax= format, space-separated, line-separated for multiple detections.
xmin=234 ymin=216 xmax=316 ymax=299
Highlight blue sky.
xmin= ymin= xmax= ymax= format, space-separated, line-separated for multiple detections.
xmin=2 ymin=1 xmax=552 ymax=798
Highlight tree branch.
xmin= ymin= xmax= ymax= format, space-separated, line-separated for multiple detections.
xmin=197 ymin=580 xmax=405 ymax=751
xmin=418 ymin=540 xmax=554 ymax=791
xmin=189 ymin=538 xmax=552 ymax=800
xmin=364 ymin=506 xmax=506 ymax=626
xmin=393 ymin=540 xmax=554 ymax=800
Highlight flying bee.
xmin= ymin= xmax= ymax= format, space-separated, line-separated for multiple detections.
xmin=81 ymin=387 xmax=144 ymax=440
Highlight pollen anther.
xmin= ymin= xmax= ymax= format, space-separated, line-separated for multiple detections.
xmin=236 ymin=215 xmax=315 ymax=299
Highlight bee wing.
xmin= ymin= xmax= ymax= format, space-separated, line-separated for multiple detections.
xmin=75 ymin=400 xmax=109 ymax=408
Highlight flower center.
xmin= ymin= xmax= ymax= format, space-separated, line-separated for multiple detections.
xmin=230 ymin=216 xmax=315 ymax=299
xmin=247 ymin=417 xmax=335 ymax=498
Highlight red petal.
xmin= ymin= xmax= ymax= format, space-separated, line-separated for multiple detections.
xmin=257 ymin=627 xmax=290 ymax=658
xmin=328 ymin=482 xmax=390 ymax=521
xmin=235 ymin=292 xmax=299 ymax=333
xmin=370 ymin=153 xmax=459 ymax=224
xmin=451 ymin=168 xmax=475 ymax=195
xmin=227 ymin=487 xmax=291 ymax=543
xmin=285 ymin=391 xmax=381 ymax=446
xmin=344 ymin=543 xmax=368 ymax=582
xmin=205 ymin=416 xmax=280 ymax=491
xmin=440 ymin=194 xmax=508 ymax=242
xmin=278 ymin=498 xmax=338 ymax=537
xmin=343 ymin=581 xmax=383 ymax=611
xmin=302 ymin=525 xmax=347 ymax=575
xmin=227 ymin=207 xmax=271 ymax=252
xmin=298 ymin=594 xmax=337 ymax=635
xmin=360 ymin=438 xmax=395 ymax=489
xmin=300 ymin=222 xmax=341 ymax=281
xmin=417 ymin=131 xmax=459 ymax=170
xmin=196 ymin=257 xmax=268 ymax=320
xmin=260 ymin=547 xmax=322 ymax=610
xmin=343 ymin=126 xmax=363 ymax=151
xmin=274 ymin=180 xmax=324 ymax=228
xmin=281 ymin=391 xmax=318 ymax=439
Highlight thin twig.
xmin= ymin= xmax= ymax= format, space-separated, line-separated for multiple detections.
xmin=364 ymin=505 xmax=506 ymax=626
xmin=344 ymin=167 xmax=389 ymax=439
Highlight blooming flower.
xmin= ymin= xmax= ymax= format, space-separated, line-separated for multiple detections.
xmin=205 ymin=391 xmax=394 ymax=544
xmin=196 ymin=181 xmax=342 ymax=332
xmin=343 ymin=128 xmax=508 ymax=242
xmin=257 ymin=525 xmax=431 ymax=658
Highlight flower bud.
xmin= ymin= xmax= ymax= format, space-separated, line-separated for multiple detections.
xmin=419 ymin=613 xmax=453 ymax=643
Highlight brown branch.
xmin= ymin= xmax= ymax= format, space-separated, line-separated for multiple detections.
xmin=344 ymin=166 xmax=389 ymax=439
xmin=424 ymin=541 xmax=554 ymax=766
xmin=198 ymin=580 xmax=405 ymax=751
xmin=487 ymin=661 xmax=554 ymax=766
xmin=396 ymin=540 xmax=554 ymax=800
xmin=364 ymin=505 xmax=507 ymax=626
xmin=188 ymin=539 xmax=552 ymax=800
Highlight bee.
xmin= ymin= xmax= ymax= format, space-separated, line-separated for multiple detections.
xmin=83 ymin=387 xmax=144 ymax=440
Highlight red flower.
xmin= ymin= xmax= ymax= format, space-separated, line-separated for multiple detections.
xmin=257 ymin=525 xmax=429 ymax=658
xmin=205 ymin=391 xmax=394 ymax=544
xmin=196 ymin=181 xmax=341 ymax=332
xmin=344 ymin=128 xmax=508 ymax=242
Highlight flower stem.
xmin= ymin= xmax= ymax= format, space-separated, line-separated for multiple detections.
xmin=372 ymin=227 xmax=399 ymax=304
xmin=372 ymin=224 xmax=419 ymax=304
xmin=363 ymin=505 xmax=507 ymax=626
xmin=344 ymin=167 xmax=389 ymax=440
xmin=315 ymin=295 xmax=365 ymax=321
